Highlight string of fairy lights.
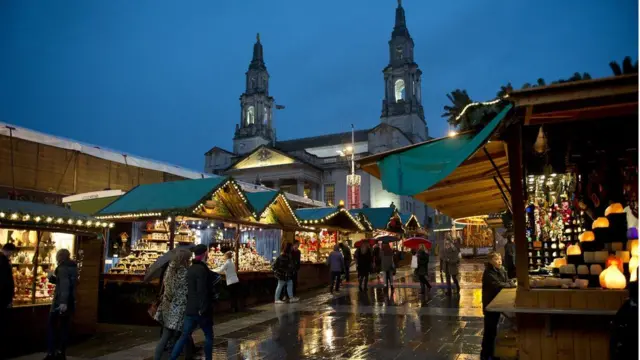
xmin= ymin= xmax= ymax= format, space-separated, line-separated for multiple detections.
xmin=0 ymin=211 xmax=113 ymax=228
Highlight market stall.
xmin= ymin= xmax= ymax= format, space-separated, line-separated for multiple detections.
xmin=294 ymin=206 xmax=366 ymax=264
xmin=357 ymin=74 xmax=639 ymax=360
xmin=0 ymin=199 xmax=109 ymax=358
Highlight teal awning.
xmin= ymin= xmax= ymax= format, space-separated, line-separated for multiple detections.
xmin=400 ymin=212 xmax=421 ymax=228
xmin=350 ymin=207 xmax=396 ymax=230
xmin=376 ymin=104 xmax=512 ymax=196
xmin=295 ymin=207 xmax=365 ymax=231
xmin=245 ymin=190 xmax=279 ymax=216
xmin=97 ymin=177 xmax=228 ymax=217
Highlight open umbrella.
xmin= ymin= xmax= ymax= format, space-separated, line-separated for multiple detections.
xmin=353 ymin=239 xmax=376 ymax=248
xmin=143 ymin=244 xmax=196 ymax=283
xmin=403 ymin=237 xmax=432 ymax=250
xmin=375 ymin=235 xmax=400 ymax=243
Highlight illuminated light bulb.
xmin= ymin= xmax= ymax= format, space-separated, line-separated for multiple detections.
xmin=77 ymin=220 xmax=83 ymax=225
xmin=34 ymin=216 xmax=41 ymax=222
xmin=67 ymin=219 xmax=73 ymax=225
xmin=448 ymin=130 xmax=458 ymax=137
xmin=46 ymin=217 xmax=53 ymax=223
xmin=23 ymin=215 xmax=30 ymax=220
xmin=10 ymin=213 xmax=18 ymax=220
xmin=0 ymin=212 xmax=4 ymax=218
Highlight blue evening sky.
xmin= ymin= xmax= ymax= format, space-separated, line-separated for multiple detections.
xmin=0 ymin=0 xmax=637 ymax=171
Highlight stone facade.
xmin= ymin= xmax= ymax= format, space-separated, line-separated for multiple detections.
xmin=204 ymin=2 xmax=433 ymax=225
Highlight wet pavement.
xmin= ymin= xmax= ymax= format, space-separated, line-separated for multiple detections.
xmin=14 ymin=259 xmax=492 ymax=360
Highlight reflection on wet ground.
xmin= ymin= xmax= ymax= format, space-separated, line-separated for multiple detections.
xmin=197 ymin=260 xmax=487 ymax=360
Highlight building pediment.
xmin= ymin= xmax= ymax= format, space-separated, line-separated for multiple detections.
xmin=231 ymin=145 xmax=298 ymax=170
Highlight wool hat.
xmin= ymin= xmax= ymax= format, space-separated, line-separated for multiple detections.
xmin=193 ymin=244 xmax=208 ymax=256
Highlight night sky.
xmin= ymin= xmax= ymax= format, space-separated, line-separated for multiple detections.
xmin=1 ymin=0 xmax=637 ymax=171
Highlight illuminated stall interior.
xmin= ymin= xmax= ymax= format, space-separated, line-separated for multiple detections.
xmin=294 ymin=207 xmax=365 ymax=263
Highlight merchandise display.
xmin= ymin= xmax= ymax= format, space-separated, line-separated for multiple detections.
xmin=0 ymin=229 xmax=75 ymax=306
xmin=295 ymin=229 xmax=337 ymax=264
xmin=206 ymin=244 xmax=271 ymax=273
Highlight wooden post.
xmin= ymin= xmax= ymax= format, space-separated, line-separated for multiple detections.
xmin=32 ymin=231 xmax=42 ymax=305
xmin=234 ymin=224 xmax=240 ymax=272
xmin=506 ymin=122 xmax=529 ymax=289
xmin=168 ymin=218 xmax=176 ymax=250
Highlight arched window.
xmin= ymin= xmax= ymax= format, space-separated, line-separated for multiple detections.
xmin=394 ymin=79 xmax=405 ymax=102
xmin=263 ymin=106 xmax=268 ymax=124
xmin=246 ymin=106 xmax=255 ymax=125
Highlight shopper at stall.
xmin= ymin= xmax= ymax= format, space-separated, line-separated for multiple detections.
xmin=354 ymin=242 xmax=372 ymax=291
xmin=339 ymin=243 xmax=353 ymax=282
xmin=291 ymin=240 xmax=301 ymax=297
xmin=214 ymin=251 xmax=240 ymax=312
xmin=0 ymin=243 xmax=15 ymax=352
xmin=327 ymin=244 xmax=345 ymax=293
xmin=44 ymin=249 xmax=78 ymax=360
xmin=416 ymin=244 xmax=432 ymax=294
xmin=481 ymin=252 xmax=515 ymax=360
xmin=153 ymin=249 xmax=193 ymax=360
xmin=169 ymin=244 xmax=217 ymax=360
xmin=503 ymin=237 xmax=516 ymax=279
xmin=379 ymin=243 xmax=396 ymax=291
xmin=273 ymin=243 xmax=298 ymax=304
xmin=443 ymin=240 xmax=461 ymax=295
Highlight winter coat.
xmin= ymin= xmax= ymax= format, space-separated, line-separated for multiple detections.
xmin=326 ymin=251 xmax=345 ymax=273
xmin=443 ymin=246 xmax=460 ymax=276
xmin=372 ymin=247 xmax=381 ymax=269
xmin=610 ymin=297 xmax=638 ymax=360
xmin=416 ymin=250 xmax=429 ymax=276
xmin=0 ymin=253 xmax=14 ymax=308
xmin=215 ymin=259 xmax=239 ymax=286
xmin=291 ymin=249 xmax=301 ymax=272
xmin=354 ymin=249 xmax=372 ymax=275
xmin=49 ymin=259 xmax=78 ymax=313
xmin=185 ymin=260 xmax=219 ymax=317
xmin=481 ymin=263 xmax=514 ymax=311
xmin=380 ymin=251 xmax=395 ymax=272
xmin=273 ymin=253 xmax=295 ymax=281
xmin=155 ymin=264 xmax=188 ymax=330
xmin=341 ymin=245 xmax=352 ymax=264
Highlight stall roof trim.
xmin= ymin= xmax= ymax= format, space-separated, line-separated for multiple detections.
xmin=96 ymin=177 xmax=229 ymax=217
xmin=0 ymin=199 xmax=111 ymax=232
xmin=245 ymin=190 xmax=279 ymax=216
xmin=295 ymin=207 xmax=365 ymax=231
xmin=400 ymin=212 xmax=421 ymax=228
xmin=295 ymin=207 xmax=340 ymax=221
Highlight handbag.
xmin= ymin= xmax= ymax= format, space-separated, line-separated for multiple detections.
xmin=148 ymin=282 xmax=165 ymax=319
xmin=410 ymin=255 xmax=418 ymax=269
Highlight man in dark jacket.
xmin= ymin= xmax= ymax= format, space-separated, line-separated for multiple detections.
xmin=340 ymin=243 xmax=352 ymax=282
xmin=282 ymin=241 xmax=301 ymax=300
xmin=170 ymin=245 xmax=219 ymax=360
xmin=481 ymin=252 xmax=515 ymax=360
xmin=44 ymin=249 xmax=78 ymax=360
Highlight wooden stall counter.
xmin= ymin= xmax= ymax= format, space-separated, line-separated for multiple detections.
xmin=486 ymin=288 xmax=629 ymax=360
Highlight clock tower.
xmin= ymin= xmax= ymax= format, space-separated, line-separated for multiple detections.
xmin=380 ymin=0 xmax=428 ymax=144
xmin=233 ymin=34 xmax=276 ymax=155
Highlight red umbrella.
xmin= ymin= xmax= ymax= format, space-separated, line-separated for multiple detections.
xmin=354 ymin=239 xmax=376 ymax=248
xmin=403 ymin=237 xmax=432 ymax=250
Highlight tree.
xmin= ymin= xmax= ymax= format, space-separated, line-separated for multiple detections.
xmin=442 ymin=89 xmax=473 ymax=130
xmin=610 ymin=56 xmax=638 ymax=76
xmin=496 ymin=82 xmax=513 ymax=98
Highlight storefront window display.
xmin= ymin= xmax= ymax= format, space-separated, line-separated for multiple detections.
xmin=0 ymin=229 xmax=76 ymax=306
xmin=296 ymin=229 xmax=338 ymax=264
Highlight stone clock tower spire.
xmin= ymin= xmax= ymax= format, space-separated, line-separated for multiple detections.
xmin=233 ymin=33 xmax=276 ymax=155
xmin=380 ymin=1 xmax=428 ymax=143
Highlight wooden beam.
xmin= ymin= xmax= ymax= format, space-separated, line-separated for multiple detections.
xmin=511 ymin=82 xmax=638 ymax=107
xmin=506 ymin=122 xmax=529 ymax=290
xmin=428 ymin=191 xmax=503 ymax=207
xmin=416 ymin=184 xmax=500 ymax=203
xmin=429 ymin=164 xmax=509 ymax=190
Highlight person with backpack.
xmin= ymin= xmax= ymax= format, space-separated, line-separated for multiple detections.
xmin=273 ymin=243 xmax=298 ymax=304
xmin=169 ymin=245 xmax=220 ymax=360
xmin=44 ymin=249 xmax=78 ymax=360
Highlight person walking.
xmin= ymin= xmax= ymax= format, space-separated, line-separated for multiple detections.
xmin=44 ymin=249 xmax=78 ymax=360
xmin=372 ymin=244 xmax=381 ymax=281
xmin=503 ymin=237 xmax=516 ymax=279
xmin=153 ymin=249 xmax=193 ymax=360
xmin=214 ymin=251 xmax=240 ymax=312
xmin=339 ymin=243 xmax=352 ymax=282
xmin=443 ymin=241 xmax=461 ymax=295
xmin=273 ymin=243 xmax=298 ymax=304
xmin=354 ymin=242 xmax=372 ymax=291
xmin=481 ymin=252 xmax=515 ymax=360
xmin=0 ymin=243 xmax=15 ymax=355
xmin=327 ymin=245 xmax=344 ymax=294
xmin=379 ymin=243 xmax=395 ymax=291
xmin=169 ymin=245 xmax=219 ymax=360
xmin=416 ymin=244 xmax=432 ymax=294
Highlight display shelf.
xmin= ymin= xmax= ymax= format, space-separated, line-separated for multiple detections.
xmin=142 ymin=229 xmax=169 ymax=233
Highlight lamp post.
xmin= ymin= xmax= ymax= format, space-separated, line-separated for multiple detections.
xmin=337 ymin=125 xmax=361 ymax=209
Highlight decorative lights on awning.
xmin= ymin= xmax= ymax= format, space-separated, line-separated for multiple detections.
xmin=0 ymin=210 xmax=113 ymax=229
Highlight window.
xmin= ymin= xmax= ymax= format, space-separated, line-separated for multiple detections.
xmin=263 ymin=106 xmax=268 ymax=124
xmin=394 ymin=79 xmax=405 ymax=102
xmin=246 ymin=106 xmax=255 ymax=125
xmin=324 ymin=184 xmax=335 ymax=206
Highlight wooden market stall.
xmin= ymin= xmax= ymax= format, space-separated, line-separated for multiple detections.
xmin=0 ymin=199 xmax=109 ymax=358
xmin=357 ymin=74 xmax=639 ymax=360
xmin=294 ymin=206 xmax=366 ymax=264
